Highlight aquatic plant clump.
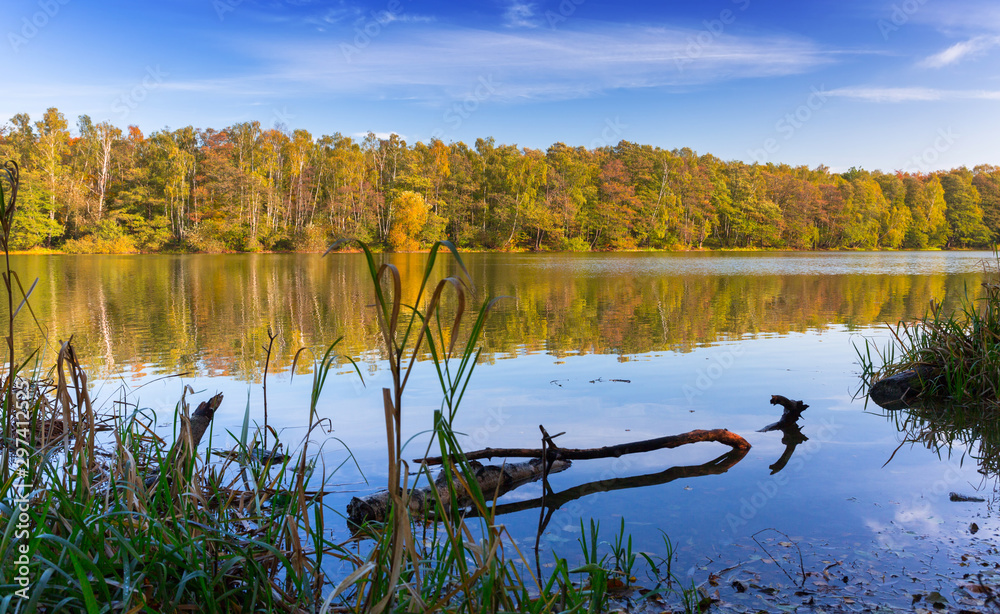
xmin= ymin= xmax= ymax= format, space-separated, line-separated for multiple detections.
xmin=860 ymin=272 xmax=1000 ymax=407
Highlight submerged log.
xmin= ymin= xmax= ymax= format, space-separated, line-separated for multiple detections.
xmin=414 ymin=428 xmax=751 ymax=466
xmin=868 ymin=365 xmax=937 ymax=409
xmin=347 ymin=457 xmax=571 ymax=525
xmin=949 ymin=492 xmax=986 ymax=503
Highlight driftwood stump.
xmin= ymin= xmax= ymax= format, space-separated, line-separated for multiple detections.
xmin=144 ymin=393 xmax=223 ymax=488
xmin=758 ymin=395 xmax=809 ymax=432
xmin=757 ymin=396 xmax=810 ymax=475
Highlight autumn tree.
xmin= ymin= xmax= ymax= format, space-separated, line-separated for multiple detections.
xmin=973 ymin=165 xmax=1000 ymax=242
xmin=545 ymin=143 xmax=594 ymax=250
xmin=387 ymin=190 xmax=428 ymax=251
xmin=587 ymin=157 xmax=640 ymax=249
xmin=838 ymin=170 xmax=885 ymax=249
xmin=873 ymin=172 xmax=910 ymax=249
xmin=941 ymin=170 xmax=990 ymax=247
xmin=765 ymin=167 xmax=820 ymax=249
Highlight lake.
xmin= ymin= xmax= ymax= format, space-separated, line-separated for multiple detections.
xmin=7 ymin=250 xmax=1000 ymax=608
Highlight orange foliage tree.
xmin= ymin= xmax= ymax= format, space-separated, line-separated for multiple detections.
xmin=388 ymin=190 xmax=429 ymax=251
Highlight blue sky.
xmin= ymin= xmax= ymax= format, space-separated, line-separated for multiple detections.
xmin=2 ymin=0 xmax=998 ymax=172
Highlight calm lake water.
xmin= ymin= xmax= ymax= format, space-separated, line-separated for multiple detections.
xmin=8 ymin=250 xmax=1000 ymax=607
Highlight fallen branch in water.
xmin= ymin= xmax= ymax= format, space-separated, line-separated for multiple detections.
xmin=413 ymin=428 xmax=751 ymax=466
xmin=351 ymin=428 xmax=750 ymax=525
xmin=347 ymin=457 xmax=571 ymax=525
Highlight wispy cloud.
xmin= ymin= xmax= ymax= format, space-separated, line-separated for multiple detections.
xmin=503 ymin=1 xmax=537 ymax=28
xmin=300 ymin=1 xmax=433 ymax=28
xmin=826 ymin=86 xmax=1000 ymax=102
xmin=903 ymin=0 xmax=1000 ymax=33
xmin=919 ymin=35 xmax=1000 ymax=68
xmin=230 ymin=23 xmax=831 ymax=102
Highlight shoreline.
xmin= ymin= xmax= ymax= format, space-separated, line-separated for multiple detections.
xmin=8 ymin=245 xmax=962 ymax=256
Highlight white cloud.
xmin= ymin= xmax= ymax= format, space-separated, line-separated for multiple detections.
xmin=826 ymin=86 xmax=1000 ymax=102
xmin=919 ymin=35 xmax=1000 ymax=68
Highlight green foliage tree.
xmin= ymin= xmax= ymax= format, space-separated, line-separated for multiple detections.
xmin=34 ymin=107 xmax=70 ymax=243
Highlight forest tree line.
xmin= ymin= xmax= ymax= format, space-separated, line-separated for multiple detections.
xmin=2 ymin=107 xmax=998 ymax=253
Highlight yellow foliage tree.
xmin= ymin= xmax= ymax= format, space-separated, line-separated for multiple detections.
xmin=388 ymin=190 xmax=429 ymax=252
